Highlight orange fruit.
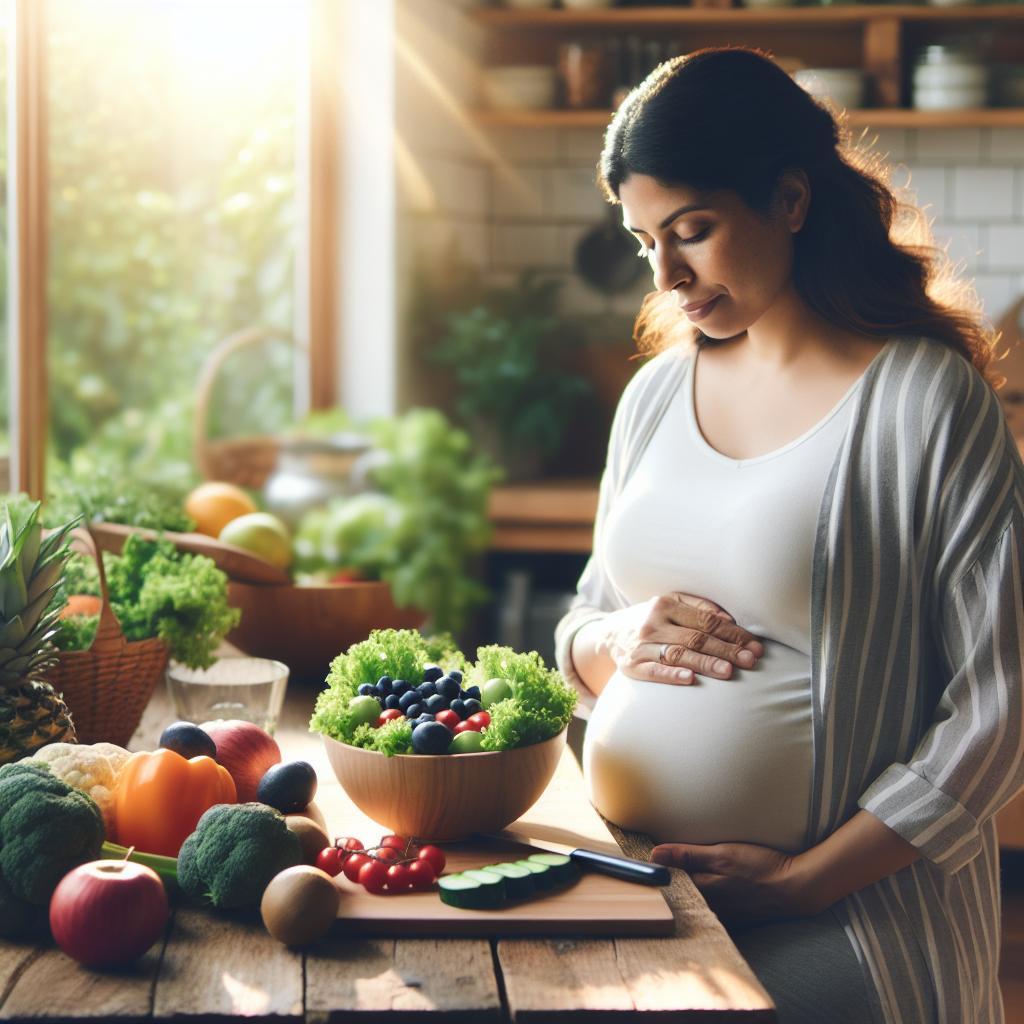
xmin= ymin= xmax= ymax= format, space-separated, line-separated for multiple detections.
xmin=60 ymin=594 xmax=103 ymax=619
xmin=185 ymin=482 xmax=258 ymax=537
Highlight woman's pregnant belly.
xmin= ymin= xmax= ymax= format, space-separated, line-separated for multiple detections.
xmin=582 ymin=641 xmax=814 ymax=852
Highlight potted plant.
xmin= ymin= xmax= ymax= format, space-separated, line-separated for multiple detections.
xmin=412 ymin=263 xmax=592 ymax=480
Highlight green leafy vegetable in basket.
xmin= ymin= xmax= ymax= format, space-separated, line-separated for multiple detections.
xmin=55 ymin=534 xmax=240 ymax=669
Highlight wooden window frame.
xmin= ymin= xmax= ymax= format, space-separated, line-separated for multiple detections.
xmin=9 ymin=0 xmax=340 ymax=498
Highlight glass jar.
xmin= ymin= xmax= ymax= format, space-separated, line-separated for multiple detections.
xmin=262 ymin=434 xmax=375 ymax=530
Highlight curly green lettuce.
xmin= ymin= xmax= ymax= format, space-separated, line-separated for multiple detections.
xmin=55 ymin=535 xmax=240 ymax=669
xmin=473 ymin=646 xmax=577 ymax=752
xmin=310 ymin=628 xmax=466 ymax=747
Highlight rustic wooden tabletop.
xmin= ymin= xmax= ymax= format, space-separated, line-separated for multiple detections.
xmin=0 ymin=679 xmax=776 ymax=1023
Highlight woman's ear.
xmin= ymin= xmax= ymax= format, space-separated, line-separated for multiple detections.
xmin=774 ymin=169 xmax=811 ymax=233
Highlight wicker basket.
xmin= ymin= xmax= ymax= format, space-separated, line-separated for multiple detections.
xmin=49 ymin=527 xmax=170 ymax=747
xmin=194 ymin=325 xmax=301 ymax=490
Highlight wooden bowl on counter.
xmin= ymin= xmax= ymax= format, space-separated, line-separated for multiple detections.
xmin=227 ymin=580 xmax=425 ymax=684
xmin=321 ymin=728 xmax=567 ymax=841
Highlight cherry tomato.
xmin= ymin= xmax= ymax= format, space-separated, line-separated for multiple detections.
xmin=435 ymin=709 xmax=460 ymax=731
xmin=343 ymin=852 xmax=371 ymax=883
xmin=315 ymin=846 xmax=345 ymax=877
xmin=406 ymin=858 xmax=437 ymax=891
xmin=385 ymin=863 xmax=414 ymax=891
xmin=375 ymin=846 xmax=400 ymax=862
xmin=467 ymin=711 xmax=490 ymax=730
xmin=334 ymin=836 xmax=365 ymax=854
xmin=453 ymin=720 xmax=475 ymax=735
xmin=417 ymin=845 xmax=446 ymax=875
xmin=358 ymin=859 xmax=389 ymax=894
xmin=377 ymin=709 xmax=404 ymax=726
xmin=379 ymin=834 xmax=409 ymax=851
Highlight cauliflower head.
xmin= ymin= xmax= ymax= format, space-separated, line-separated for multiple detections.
xmin=28 ymin=741 xmax=130 ymax=835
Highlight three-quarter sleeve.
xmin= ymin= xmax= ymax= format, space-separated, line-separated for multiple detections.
xmin=858 ymin=500 xmax=1024 ymax=874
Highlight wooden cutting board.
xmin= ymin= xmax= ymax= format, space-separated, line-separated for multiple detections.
xmin=326 ymin=744 xmax=675 ymax=938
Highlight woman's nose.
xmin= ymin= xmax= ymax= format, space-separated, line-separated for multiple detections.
xmin=650 ymin=248 xmax=691 ymax=294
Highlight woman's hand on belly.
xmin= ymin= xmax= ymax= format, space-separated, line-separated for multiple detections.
xmin=600 ymin=592 xmax=764 ymax=686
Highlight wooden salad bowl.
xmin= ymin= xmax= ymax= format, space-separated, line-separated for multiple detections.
xmin=227 ymin=580 xmax=426 ymax=684
xmin=321 ymin=727 xmax=568 ymax=841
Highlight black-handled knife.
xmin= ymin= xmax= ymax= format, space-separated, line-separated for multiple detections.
xmin=483 ymin=834 xmax=671 ymax=887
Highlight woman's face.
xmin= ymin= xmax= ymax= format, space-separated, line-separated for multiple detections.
xmin=617 ymin=172 xmax=808 ymax=340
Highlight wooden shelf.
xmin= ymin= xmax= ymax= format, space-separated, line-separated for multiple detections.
xmin=475 ymin=107 xmax=1024 ymax=128
xmin=474 ymin=4 xmax=1024 ymax=27
xmin=488 ymin=478 xmax=598 ymax=553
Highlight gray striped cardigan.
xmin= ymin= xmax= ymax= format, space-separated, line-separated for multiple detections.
xmin=554 ymin=335 xmax=1024 ymax=1023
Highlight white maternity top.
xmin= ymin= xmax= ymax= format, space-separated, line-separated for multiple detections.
xmin=583 ymin=346 xmax=862 ymax=852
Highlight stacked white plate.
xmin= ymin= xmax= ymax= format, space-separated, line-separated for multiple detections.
xmin=912 ymin=45 xmax=988 ymax=111
xmin=793 ymin=68 xmax=866 ymax=109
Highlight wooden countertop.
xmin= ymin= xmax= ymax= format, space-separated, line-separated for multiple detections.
xmin=0 ymin=682 xmax=776 ymax=1023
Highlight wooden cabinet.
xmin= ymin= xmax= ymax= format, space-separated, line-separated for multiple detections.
xmin=473 ymin=4 xmax=1024 ymax=128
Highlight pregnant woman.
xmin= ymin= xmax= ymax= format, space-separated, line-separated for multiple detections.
xmin=555 ymin=48 xmax=1024 ymax=1024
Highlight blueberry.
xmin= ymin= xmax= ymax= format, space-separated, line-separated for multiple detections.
xmin=412 ymin=720 xmax=453 ymax=755
xmin=448 ymin=669 xmax=463 ymax=684
xmin=422 ymin=664 xmax=443 ymax=682
xmin=392 ymin=679 xmax=410 ymax=696
xmin=399 ymin=690 xmax=419 ymax=711
xmin=413 ymin=712 xmax=435 ymax=727
xmin=357 ymin=683 xmax=375 ymax=697
xmin=159 ymin=722 xmax=217 ymax=760
xmin=405 ymin=702 xmax=424 ymax=718
xmin=384 ymin=693 xmax=401 ymax=710
xmin=417 ymin=680 xmax=437 ymax=697
xmin=425 ymin=693 xmax=446 ymax=712
xmin=464 ymin=685 xmax=481 ymax=701
xmin=449 ymin=698 xmax=467 ymax=719
xmin=463 ymin=698 xmax=482 ymax=715
xmin=377 ymin=676 xmax=393 ymax=695
xmin=436 ymin=675 xmax=459 ymax=700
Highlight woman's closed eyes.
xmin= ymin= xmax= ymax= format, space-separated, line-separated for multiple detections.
xmin=635 ymin=226 xmax=712 ymax=259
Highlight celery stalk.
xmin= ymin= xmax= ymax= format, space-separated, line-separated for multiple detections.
xmin=100 ymin=841 xmax=178 ymax=887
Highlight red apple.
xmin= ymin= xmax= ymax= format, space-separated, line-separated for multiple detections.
xmin=50 ymin=861 xmax=169 ymax=968
xmin=199 ymin=719 xmax=281 ymax=802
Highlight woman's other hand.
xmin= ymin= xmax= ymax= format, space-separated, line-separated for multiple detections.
xmin=650 ymin=840 xmax=813 ymax=927
xmin=601 ymin=593 xmax=764 ymax=685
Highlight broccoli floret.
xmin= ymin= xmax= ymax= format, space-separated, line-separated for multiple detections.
xmin=0 ymin=762 xmax=105 ymax=938
xmin=177 ymin=802 xmax=302 ymax=909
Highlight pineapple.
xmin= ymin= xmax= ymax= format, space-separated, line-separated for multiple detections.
xmin=0 ymin=500 xmax=78 ymax=763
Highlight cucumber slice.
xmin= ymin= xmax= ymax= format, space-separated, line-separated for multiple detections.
xmin=483 ymin=861 xmax=535 ymax=901
xmin=462 ymin=868 xmax=507 ymax=906
xmin=514 ymin=858 xmax=557 ymax=889
xmin=526 ymin=852 xmax=580 ymax=887
xmin=439 ymin=873 xmax=493 ymax=910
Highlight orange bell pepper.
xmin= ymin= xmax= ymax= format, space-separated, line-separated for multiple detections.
xmin=115 ymin=748 xmax=236 ymax=857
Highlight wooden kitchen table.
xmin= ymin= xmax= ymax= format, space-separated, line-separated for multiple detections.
xmin=0 ymin=682 xmax=776 ymax=1023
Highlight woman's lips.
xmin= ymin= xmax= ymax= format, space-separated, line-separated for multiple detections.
xmin=683 ymin=295 xmax=721 ymax=321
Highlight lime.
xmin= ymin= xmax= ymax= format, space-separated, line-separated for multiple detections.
xmin=448 ymin=730 xmax=484 ymax=754
xmin=481 ymin=677 xmax=514 ymax=709
xmin=348 ymin=694 xmax=382 ymax=727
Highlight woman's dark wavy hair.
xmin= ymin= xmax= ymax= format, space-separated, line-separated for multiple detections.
xmin=599 ymin=47 xmax=1002 ymax=384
